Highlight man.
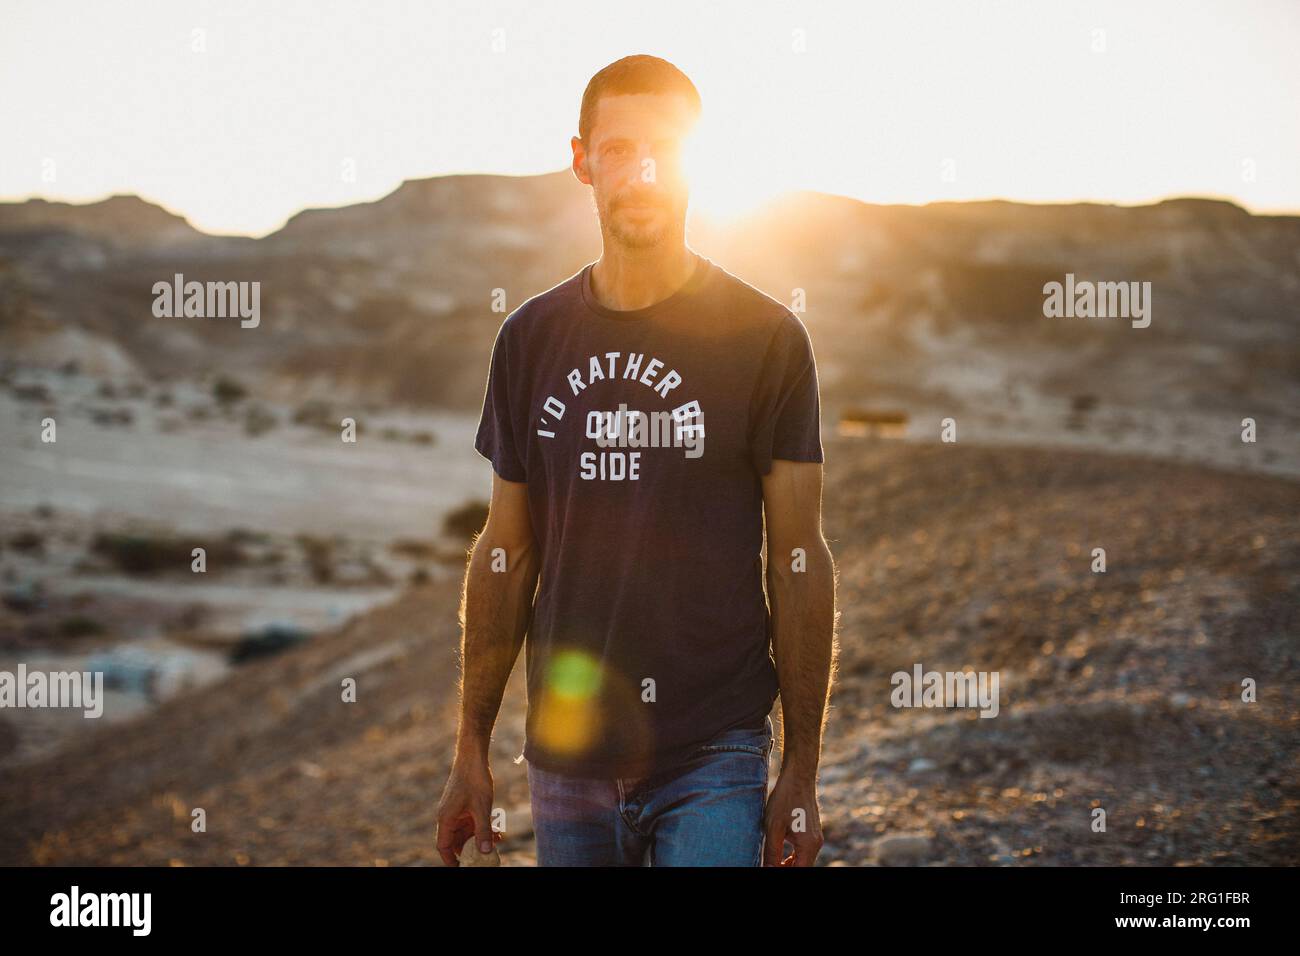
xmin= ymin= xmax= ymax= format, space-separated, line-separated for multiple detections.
xmin=436 ymin=54 xmax=837 ymax=867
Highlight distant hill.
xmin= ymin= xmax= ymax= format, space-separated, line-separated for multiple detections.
xmin=1 ymin=176 xmax=1297 ymax=431
xmin=0 ymin=194 xmax=208 ymax=248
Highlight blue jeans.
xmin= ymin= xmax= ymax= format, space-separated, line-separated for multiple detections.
xmin=527 ymin=715 xmax=775 ymax=866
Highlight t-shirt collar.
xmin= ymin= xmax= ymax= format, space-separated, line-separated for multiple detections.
xmin=580 ymin=252 xmax=712 ymax=321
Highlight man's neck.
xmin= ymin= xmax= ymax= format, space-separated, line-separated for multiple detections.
xmin=590 ymin=243 xmax=697 ymax=312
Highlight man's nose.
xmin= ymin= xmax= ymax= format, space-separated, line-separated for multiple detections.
xmin=627 ymin=145 xmax=659 ymax=184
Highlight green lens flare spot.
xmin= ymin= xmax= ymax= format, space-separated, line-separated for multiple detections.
xmin=547 ymin=651 xmax=602 ymax=699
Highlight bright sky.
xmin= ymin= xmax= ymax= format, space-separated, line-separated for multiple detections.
xmin=2 ymin=0 xmax=1297 ymax=236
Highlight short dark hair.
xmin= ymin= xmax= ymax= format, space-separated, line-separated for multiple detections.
xmin=578 ymin=54 xmax=702 ymax=144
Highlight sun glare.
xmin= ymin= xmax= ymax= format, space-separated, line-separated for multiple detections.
xmin=682 ymin=125 xmax=786 ymax=223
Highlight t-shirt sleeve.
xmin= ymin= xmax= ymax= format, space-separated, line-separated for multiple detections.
xmin=749 ymin=312 xmax=825 ymax=477
xmin=474 ymin=319 xmax=528 ymax=483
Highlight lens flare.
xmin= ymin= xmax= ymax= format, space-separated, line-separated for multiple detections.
xmin=548 ymin=649 xmax=602 ymax=700
xmin=534 ymin=649 xmax=603 ymax=756
xmin=530 ymin=646 xmax=655 ymax=772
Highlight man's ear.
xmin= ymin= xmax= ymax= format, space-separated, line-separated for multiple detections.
xmin=571 ymin=136 xmax=592 ymax=186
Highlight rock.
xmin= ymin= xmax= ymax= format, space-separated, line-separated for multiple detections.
xmin=908 ymin=757 xmax=938 ymax=775
xmin=458 ymin=840 xmax=501 ymax=867
xmin=874 ymin=833 xmax=932 ymax=866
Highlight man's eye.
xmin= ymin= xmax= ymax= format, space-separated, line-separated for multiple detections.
xmin=608 ymin=145 xmax=628 ymax=156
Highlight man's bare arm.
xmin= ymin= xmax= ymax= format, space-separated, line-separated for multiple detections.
xmin=436 ymin=471 xmax=539 ymax=865
xmin=760 ymin=458 xmax=838 ymax=865
xmin=763 ymin=458 xmax=837 ymax=775
xmin=456 ymin=471 xmax=541 ymax=760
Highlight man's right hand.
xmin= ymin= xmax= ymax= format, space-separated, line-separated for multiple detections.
xmin=435 ymin=755 xmax=501 ymax=866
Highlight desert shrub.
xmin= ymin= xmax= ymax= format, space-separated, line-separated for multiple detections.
xmin=244 ymin=403 xmax=278 ymax=437
xmin=58 ymin=615 xmax=104 ymax=638
xmin=213 ymin=376 xmax=248 ymax=405
xmin=91 ymin=532 xmax=242 ymax=575
xmin=297 ymin=534 xmax=337 ymax=584
xmin=390 ymin=538 xmax=437 ymax=560
xmin=8 ymin=530 xmax=44 ymax=554
xmin=443 ymin=500 xmax=489 ymax=541
xmin=292 ymin=400 xmax=335 ymax=430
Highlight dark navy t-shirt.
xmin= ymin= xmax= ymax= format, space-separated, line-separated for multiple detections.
xmin=474 ymin=251 xmax=824 ymax=778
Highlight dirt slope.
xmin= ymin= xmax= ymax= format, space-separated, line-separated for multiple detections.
xmin=2 ymin=438 xmax=1296 ymax=865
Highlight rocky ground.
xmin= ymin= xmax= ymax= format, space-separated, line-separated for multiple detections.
xmin=1 ymin=436 xmax=1296 ymax=866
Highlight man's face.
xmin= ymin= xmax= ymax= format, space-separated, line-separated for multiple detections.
xmin=573 ymin=92 xmax=696 ymax=250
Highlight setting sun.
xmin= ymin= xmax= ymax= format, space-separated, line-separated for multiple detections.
xmin=682 ymin=125 xmax=788 ymax=222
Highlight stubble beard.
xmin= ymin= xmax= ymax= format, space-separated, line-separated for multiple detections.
xmin=597 ymin=194 xmax=685 ymax=250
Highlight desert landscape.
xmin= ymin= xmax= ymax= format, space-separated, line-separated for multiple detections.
xmin=0 ymin=173 xmax=1297 ymax=864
